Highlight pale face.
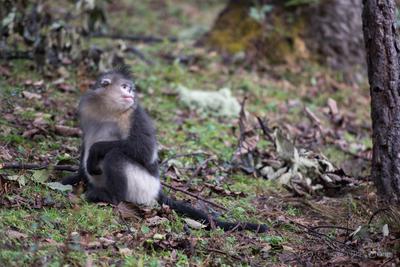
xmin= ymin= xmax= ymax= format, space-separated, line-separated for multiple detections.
xmin=94 ymin=74 xmax=136 ymax=112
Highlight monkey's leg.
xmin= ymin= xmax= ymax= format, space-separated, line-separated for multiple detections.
xmin=101 ymin=149 xmax=129 ymax=203
xmin=102 ymin=149 xmax=160 ymax=205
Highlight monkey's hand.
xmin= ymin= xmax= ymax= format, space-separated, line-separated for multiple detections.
xmin=87 ymin=145 xmax=103 ymax=175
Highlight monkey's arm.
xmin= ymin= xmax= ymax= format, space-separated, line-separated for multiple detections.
xmin=61 ymin=173 xmax=83 ymax=185
xmin=86 ymin=138 xmax=154 ymax=175
xmin=62 ymin=144 xmax=88 ymax=184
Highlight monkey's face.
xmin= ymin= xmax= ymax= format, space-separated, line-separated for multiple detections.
xmin=93 ymin=74 xmax=136 ymax=112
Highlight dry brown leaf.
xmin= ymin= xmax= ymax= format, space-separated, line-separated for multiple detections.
xmin=22 ymin=91 xmax=42 ymax=100
xmin=22 ymin=128 xmax=39 ymax=138
xmin=33 ymin=80 xmax=44 ymax=87
xmin=327 ymin=98 xmax=339 ymax=115
xmin=233 ymin=99 xmax=260 ymax=158
xmin=116 ymin=202 xmax=141 ymax=220
xmin=99 ymin=237 xmax=115 ymax=246
xmin=87 ymin=241 xmax=101 ymax=248
xmin=55 ymin=125 xmax=81 ymax=137
xmin=0 ymin=147 xmax=13 ymax=160
xmin=146 ymin=216 xmax=169 ymax=226
xmin=6 ymin=229 xmax=28 ymax=239
xmin=119 ymin=247 xmax=133 ymax=256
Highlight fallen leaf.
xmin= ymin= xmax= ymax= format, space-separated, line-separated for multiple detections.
xmin=0 ymin=148 xmax=13 ymax=160
xmin=184 ymin=218 xmax=206 ymax=229
xmin=33 ymin=80 xmax=44 ymax=87
xmin=22 ymin=128 xmax=39 ymax=138
xmin=0 ymin=65 xmax=11 ymax=77
xmin=146 ymin=216 xmax=168 ymax=226
xmin=46 ymin=182 xmax=73 ymax=192
xmin=327 ymin=98 xmax=339 ymax=115
xmin=22 ymin=91 xmax=42 ymax=100
xmin=6 ymin=229 xmax=28 ymax=239
xmin=5 ymin=174 xmax=27 ymax=187
xmin=117 ymin=202 xmax=141 ymax=219
xmin=55 ymin=125 xmax=81 ymax=137
xmin=33 ymin=113 xmax=51 ymax=127
xmin=153 ymin=233 xmax=165 ymax=240
xmin=99 ymin=237 xmax=115 ymax=246
xmin=382 ymin=224 xmax=389 ymax=237
xmin=282 ymin=245 xmax=295 ymax=252
xmin=57 ymin=83 xmax=74 ymax=92
xmin=119 ymin=247 xmax=133 ymax=256
xmin=31 ymin=170 xmax=49 ymax=183
xmin=87 ymin=241 xmax=101 ymax=248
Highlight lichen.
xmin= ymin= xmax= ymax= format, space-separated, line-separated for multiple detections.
xmin=177 ymin=85 xmax=241 ymax=118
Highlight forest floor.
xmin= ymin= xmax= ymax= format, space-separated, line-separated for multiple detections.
xmin=0 ymin=1 xmax=398 ymax=266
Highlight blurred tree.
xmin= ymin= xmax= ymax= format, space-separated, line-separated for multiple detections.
xmin=363 ymin=0 xmax=400 ymax=202
xmin=0 ymin=0 xmax=109 ymax=71
xmin=202 ymin=0 xmax=364 ymax=72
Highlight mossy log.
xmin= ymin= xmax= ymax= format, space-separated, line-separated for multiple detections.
xmin=202 ymin=0 xmax=365 ymax=70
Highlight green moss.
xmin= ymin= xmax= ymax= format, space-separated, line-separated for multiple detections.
xmin=206 ymin=2 xmax=262 ymax=53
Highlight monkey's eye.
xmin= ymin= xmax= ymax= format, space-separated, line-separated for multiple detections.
xmin=121 ymin=84 xmax=133 ymax=92
xmin=101 ymin=79 xmax=111 ymax=87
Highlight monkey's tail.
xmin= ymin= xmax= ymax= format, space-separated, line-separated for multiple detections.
xmin=157 ymin=192 xmax=268 ymax=233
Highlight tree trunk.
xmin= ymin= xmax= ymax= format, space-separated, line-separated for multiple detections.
xmin=362 ymin=0 xmax=400 ymax=202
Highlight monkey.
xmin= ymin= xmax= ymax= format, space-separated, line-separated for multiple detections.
xmin=62 ymin=65 xmax=268 ymax=233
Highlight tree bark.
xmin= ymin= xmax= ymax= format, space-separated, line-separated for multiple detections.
xmin=362 ymin=0 xmax=400 ymax=202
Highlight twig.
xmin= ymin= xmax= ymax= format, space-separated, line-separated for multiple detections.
xmin=161 ymin=181 xmax=227 ymax=211
xmin=368 ymin=208 xmax=389 ymax=225
xmin=206 ymin=247 xmax=245 ymax=262
xmin=379 ymin=257 xmax=394 ymax=267
xmin=0 ymin=163 xmax=78 ymax=172
xmin=288 ymin=218 xmax=363 ymax=258
xmin=90 ymin=32 xmax=177 ymax=43
xmin=304 ymin=107 xmax=326 ymax=141
xmin=125 ymin=46 xmax=154 ymax=65
xmin=309 ymin=225 xmax=355 ymax=232
xmin=256 ymin=116 xmax=274 ymax=143
xmin=191 ymin=156 xmax=217 ymax=178
xmin=116 ymin=206 xmax=136 ymax=239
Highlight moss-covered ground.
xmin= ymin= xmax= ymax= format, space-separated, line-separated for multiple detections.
xmin=1 ymin=1 xmax=397 ymax=266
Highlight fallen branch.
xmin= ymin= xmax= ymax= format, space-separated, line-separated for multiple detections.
xmin=125 ymin=46 xmax=154 ymax=65
xmin=90 ymin=32 xmax=177 ymax=43
xmin=309 ymin=225 xmax=355 ymax=232
xmin=0 ymin=50 xmax=33 ymax=60
xmin=0 ymin=163 xmax=78 ymax=172
xmin=1 ymin=161 xmax=227 ymax=211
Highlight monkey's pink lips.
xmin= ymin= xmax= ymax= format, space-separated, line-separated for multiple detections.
xmin=122 ymin=95 xmax=134 ymax=101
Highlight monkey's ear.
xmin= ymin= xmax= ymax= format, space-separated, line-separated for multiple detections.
xmin=114 ymin=64 xmax=132 ymax=80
